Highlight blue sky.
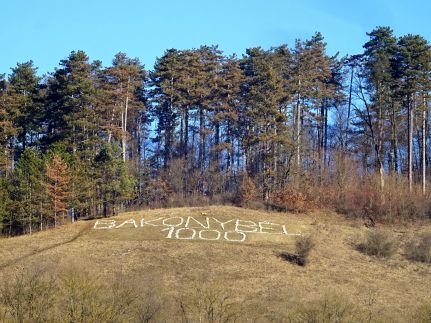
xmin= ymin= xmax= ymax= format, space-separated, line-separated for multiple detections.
xmin=1 ymin=0 xmax=430 ymax=75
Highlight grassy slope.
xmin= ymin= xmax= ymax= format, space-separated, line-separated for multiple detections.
xmin=0 ymin=205 xmax=430 ymax=321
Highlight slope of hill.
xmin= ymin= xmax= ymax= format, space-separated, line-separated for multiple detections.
xmin=0 ymin=205 xmax=430 ymax=322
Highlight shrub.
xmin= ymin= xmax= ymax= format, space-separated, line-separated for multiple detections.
xmin=405 ymin=233 xmax=431 ymax=263
xmin=58 ymin=270 xmax=148 ymax=323
xmin=177 ymin=282 xmax=241 ymax=323
xmin=356 ymin=229 xmax=397 ymax=258
xmin=414 ymin=303 xmax=431 ymax=323
xmin=0 ymin=266 xmax=165 ymax=323
xmin=0 ymin=267 xmax=57 ymax=323
xmin=335 ymin=175 xmax=431 ymax=223
xmin=237 ymin=176 xmax=258 ymax=207
xmin=335 ymin=186 xmax=381 ymax=224
xmin=290 ymin=294 xmax=360 ymax=323
xmin=295 ymin=234 xmax=315 ymax=264
xmin=273 ymin=187 xmax=308 ymax=212
xmin=280 ymin=234 xmax=315 ymax=266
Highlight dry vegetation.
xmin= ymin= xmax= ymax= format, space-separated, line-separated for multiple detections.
xmin=0 ymin=205 xmax=431 ymax=322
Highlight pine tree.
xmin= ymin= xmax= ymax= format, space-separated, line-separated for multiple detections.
xmin=44 ymin=154 xmax=71 ymax=227
xmin=8 ymin=61 xmax=42 ymax=152
xmin=102 ymin=53 xmax=146 ymax=163
xmin=0 ymin=75 xmax=16 ymax=174
xmin=93 ymin=144 xmax=135 ymax=217
xmin=361 ymin=26 xmax=398 ymax=190
xmin=0 ymin=176 xmax=12 ymax=233
xmin=241 ymin=47 xmax=289 ymax=201
xmin=291 ymin=33 xmax=333 ymax=177
xmin=149 ymin=49 xmax=183 ymax=168
xmin=214 ymin=54 xmax=243 ymax=188
xmin=395 ymin=34 xmax=431 ymax=192
xmin=45 ymin=50 xmax=100 ymax=156
xmin=11 ymin=149 xmax=44 ymax=233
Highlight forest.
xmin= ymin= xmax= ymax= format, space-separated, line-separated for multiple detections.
xmin=1 ymin=26 xmax=431 ymax=236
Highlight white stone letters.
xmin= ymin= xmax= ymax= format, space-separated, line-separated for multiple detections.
xmin=185 ymin=216 xmax=210 ymax=229
xmin=116 ymin=219 xmax=138 ymax=229
xmin=93 ymin=220 xmax=116 ymax=229
xmin=94 ymin=215 xmax=298 ymax=243
xmin=235 ymin=219 xmax=258 ymax=233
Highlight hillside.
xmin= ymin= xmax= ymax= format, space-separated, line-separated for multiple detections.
xmin=1 ymin=206 xmax=431 ymax=322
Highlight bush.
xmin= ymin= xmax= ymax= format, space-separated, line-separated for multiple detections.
xmin=414 ymin=303 xmax=431 ymax=323
xmin=237 ymin=176 xmax=258 ymax=207
xmin=0 ymin=267 xmax=164 ymax=323
xmin=280 ymin=234 xmax=315 ymax=266
xmin=356 ymin=229 xmax=397 ymax=258
xmin=0 ymin=267 xmax=57 ymax=323
xmin=335 ymin=175 xmax=431 ymax=223
xmin=405 ymin=233 xmax=431 ymax=263
xmin=177 ymin=282 xmax=242 ymax=323
xmin=295 ymin=234 xmax=315 ymax=263
xmin=336 ymin=187 xmax=381 ymax=222
xmin=273 ymin=187 xmax=308 ymax=212
xmin=290 ymin=294 xmax=360 ymax=323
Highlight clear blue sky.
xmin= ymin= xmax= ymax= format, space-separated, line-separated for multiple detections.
xmin=1 ymin=0 xmax=430 ymax=75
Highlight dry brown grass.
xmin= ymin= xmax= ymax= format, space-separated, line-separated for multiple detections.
xmin=0 ymin=205 xmax=430 ymax=322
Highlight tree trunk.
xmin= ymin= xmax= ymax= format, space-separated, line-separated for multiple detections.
xmin=377 ymin=102 xmax=385 ymax=192
xmin=324 ymin=98 xmax=329 ymax=169
xmin=422 ymin=96 xmax=427 ymax=194
xmin=408 ymin=95 xmax=414 ymax=193
xmin=184 ymin=108 xmax=189 ymax=158
xmin=214 ymin=122 xmax=220 ymax=171
xmin=296 ymin=80 xmax=301 ymax=171
xmin=345 ymin=66 xmax=354 ymax=149
xmin=122 ymin=77 xmax=130 ymax=163
xmin=199 ymin=106 xmax=205 ymax=173
xmin=390 ymin=102 xmax=399 ymax=174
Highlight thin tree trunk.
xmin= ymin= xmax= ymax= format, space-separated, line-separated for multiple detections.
xmin=296 ymin=80 xmax=301 ymax=170
xmin=40 ymin=201 xmax=43 ymax=232
xmin=422 ymin=96 xmax=427 ymax=194
xmin=29 ymin=182 xmax=32 ymax=235
xmin=378 ymin=104 xmax=385 ymax=191
xmin=214 ymin=122 xmax=220 ymax=171
xmin=199 ymin=106 xmax=205 ymax=173
xmin=408 ymin=94 xmax=414 ymax=193
xmin=184 ymin=108 xmax=189 ymax=158
xmin=324 ymin=98 xmax=329 ymax=169
xmin=391 ymin=102 xmax=399 ymax=173
xmin=122 ymin=77 xmax=130 ymax=163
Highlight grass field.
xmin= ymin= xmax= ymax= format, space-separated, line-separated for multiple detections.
xmin=1 ymin=205 xmax=430 ymax=322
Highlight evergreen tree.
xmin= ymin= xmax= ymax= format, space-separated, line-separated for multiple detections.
xmin=395 ymin=34 xmax=431 ymax=192
xmin=149 ymin=49 xmax=183 ymax=168
xmin=93 ymin=144 xmax=135 ymax=217
xmin=0 ymin=75 xmax=16 ymax=174
xmin=102 ymin=53 xmax=146 ymax=162
xmin=214 ymin=54 xmax=243 ymax=187
xmin=43 ymin=154 xmax=72 ymax=227
xmin=241 ymin=47 xmax=289 ymax=201
xmin=362 ymin=26 xmax=398 ymax=190
xmin=10 ymin=149 xmax=44 ymax=233
xmin=8 ymin=61 xmax=42 ymax=152
xmin=45 ymin=50 xmax=100 ymax=156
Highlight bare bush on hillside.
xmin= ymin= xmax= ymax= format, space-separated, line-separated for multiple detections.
xmin=405 ymin=233 xmax=431 ymax=263
xmin=0 ymin=266 xmax=56 ymax=323
xmin=355 ymin=229 xmax=398 ymax=258
xmin=177 ymin=281 xmax=242 ymax=323
xmin=289 ymin=294 xmax=371 ymax=323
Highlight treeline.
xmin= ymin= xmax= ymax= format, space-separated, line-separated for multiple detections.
xmin=1 ymin=26 xmax=431 ymax=235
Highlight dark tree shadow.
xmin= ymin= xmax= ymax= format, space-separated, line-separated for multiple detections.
xmin=277 ymin=252 xmax=306 ymax=266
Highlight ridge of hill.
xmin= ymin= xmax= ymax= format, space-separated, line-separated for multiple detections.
xmin=0 ymin=206 xmax=430 ymax=322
